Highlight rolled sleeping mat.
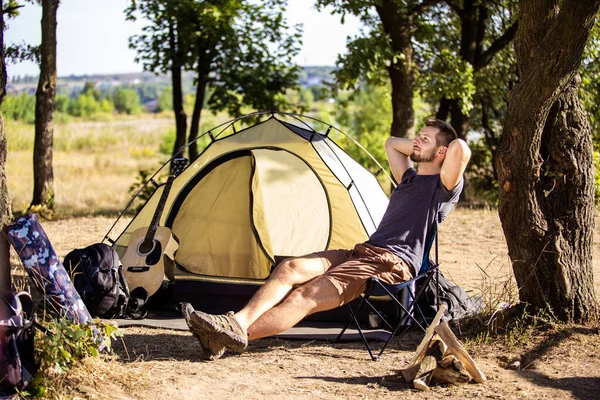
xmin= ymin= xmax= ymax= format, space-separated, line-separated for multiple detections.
xmin=6 ymin=213 xmax=93 ymax=325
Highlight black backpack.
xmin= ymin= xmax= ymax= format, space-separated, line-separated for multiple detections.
xmin=64 ymin=243 xmax=131 ymax=318
xmin=0 ymin=290 xmax=38 ymax=394
xmin=417 ymin=272 xmax=484 ymax=322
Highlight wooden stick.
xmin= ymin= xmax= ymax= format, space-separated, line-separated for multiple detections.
xmin=413 ymin=378 xmax=429 ymax=391
xmin=401 ymin=336 xmax=442 ymax=382
xmin=434 ymin=321 xmax=487 ymax=383
xmin=409 ymin=304 xmax=447 ymax=365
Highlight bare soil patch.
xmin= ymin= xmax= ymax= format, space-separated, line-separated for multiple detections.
xmin=10 ymin=208 xmax=600 ymax=399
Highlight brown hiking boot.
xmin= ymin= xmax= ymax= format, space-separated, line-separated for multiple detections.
xmin=183 ymin=307 xmax=248 ymax=353
xmin=182 ymin=303 xmax=226 ymax=361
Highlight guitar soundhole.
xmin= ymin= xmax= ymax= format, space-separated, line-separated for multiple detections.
xmin=138 ymin=239 xmax=155 ymax=256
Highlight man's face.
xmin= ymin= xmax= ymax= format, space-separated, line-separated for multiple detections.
xmin=410 ymin=126 xmax=440 ymax=163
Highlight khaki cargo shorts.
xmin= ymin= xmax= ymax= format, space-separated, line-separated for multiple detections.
xmin=313 ymin=243 xmax=414 ymax=305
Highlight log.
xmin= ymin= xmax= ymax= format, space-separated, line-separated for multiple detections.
xmin=434 ymin=321 xmax=487 ymax=383
xmin=432 ymin=366 xmax=471 ymax=384
xmin=438 ymin=354 xmax=457 ymax=369
xmin=401 ymin=337 xmax=441 ymax=382
xmin=453 ymin=358 xmax=465 ymax=372
xmin=413 ymin=378 xmax=429 ymax=391
xmin=418 ymin=355 xmax=437 ymax=384
xmin=400 ymin=363 xmax=421 ymax=383
xmin=437 ymin=335 xmax=448 ymax=355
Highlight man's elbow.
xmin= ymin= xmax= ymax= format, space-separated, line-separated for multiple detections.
xmin=385 ymin=136 xmax=396 ymax=150
xmin=449 ymin=139 xmax=472 ymax=164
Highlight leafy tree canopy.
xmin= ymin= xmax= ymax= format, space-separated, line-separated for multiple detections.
xmin=126 ymin=0 xmax=302 ymax=116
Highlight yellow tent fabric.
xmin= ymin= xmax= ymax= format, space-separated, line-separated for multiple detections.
xmin=171 ymin=154 xmax=273 ymax=279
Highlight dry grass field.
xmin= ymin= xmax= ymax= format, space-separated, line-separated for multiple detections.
xmin=5 ymin=119 xmax=600 ymax=399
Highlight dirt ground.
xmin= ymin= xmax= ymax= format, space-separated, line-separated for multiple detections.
xmin=11 ymin=208 xmax=600 ymax=399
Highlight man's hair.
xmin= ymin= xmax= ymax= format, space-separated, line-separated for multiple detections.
xmin=425 ymin=118 xmax=457 ymax=147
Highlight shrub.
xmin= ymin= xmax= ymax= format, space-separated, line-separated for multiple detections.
xmin=1 ymin=92 xmax=36 ymax=123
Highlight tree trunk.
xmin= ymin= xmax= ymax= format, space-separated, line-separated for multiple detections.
xmin=496 ymin=0 xmax=600 ymax=322
xmin=187 ymin=74 xmax=207 ymax=161
xmin=168 ymin=18 xmax=187 ymax=160
xmin=31 ymin=0 xmax=59 ymax=210
xmin=171 ymin=65 xmax=187 ymax=159
xmin=376 ymin=0 xmax=415 ymax=138
xmin=0 ymin=3 xmax=13 ymax=291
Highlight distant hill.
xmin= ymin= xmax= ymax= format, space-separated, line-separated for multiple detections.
xmin=8 ymin=66 xmax=336 ymax=96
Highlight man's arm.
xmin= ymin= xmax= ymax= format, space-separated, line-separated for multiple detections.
xmin=385 ymin=137 xmax=413 ymax=183
xmin=440 ymin=139 xmax=471 ymax=190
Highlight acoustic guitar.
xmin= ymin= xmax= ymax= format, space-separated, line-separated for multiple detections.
xmin=122 ymin=157 xmax=188 ymax=297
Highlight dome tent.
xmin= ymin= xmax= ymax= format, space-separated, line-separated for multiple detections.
xmin=104 ymin=112 xmax=393 ymax=315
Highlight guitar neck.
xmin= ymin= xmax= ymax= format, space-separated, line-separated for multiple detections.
xmin=144 ymin=174 xmax=176 ymax=243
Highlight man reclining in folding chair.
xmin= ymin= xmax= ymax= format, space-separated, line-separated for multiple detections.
xmin=182 ymin=118 xmax=471 ymax=361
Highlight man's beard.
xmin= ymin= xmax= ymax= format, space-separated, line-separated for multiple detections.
xmin=410 ymin=147 xmax=438 ymax=163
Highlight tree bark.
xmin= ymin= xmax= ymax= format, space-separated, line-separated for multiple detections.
xmin=496 ymin=0 xmax=600 ymax=322
xmin=187 ymin=73 xmax=207 ymax=161
xmin=169 ymin=18 xmax=187 ymax=160
xmin=376 ymin=0 xmax=415 ymax=138
xmin=0 ymin=3 xmax=13 ymax=291
xmin=31 ymin=0 xmax=59 ymax=210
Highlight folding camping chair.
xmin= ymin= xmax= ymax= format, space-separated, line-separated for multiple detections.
xmin=335 ymin=221 xmax=441 ymax=361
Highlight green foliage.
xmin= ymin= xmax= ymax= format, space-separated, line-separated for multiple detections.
xmin=417 ymin=48 xmax=476 ymax=116
xmin=66 ymin=92 xmax=114 ymax=118
xmin=159 ymin=127 xmax=176 ymax=156
xmin=333 ymin=83 xmax=392 ymax=174
xmin=55 ymin=94 xmax=70 ymax=114
xmin=332 ymin=30 xmax=395 ymax=90
xmin=581 ymin=16 xmax=600 ymax=146
xmin=113 ymin=87 xmax=141 ymax=115
xmin=28 ymin=318 xmax=121 ymax=397
xmin=126 ymin=0 xmax=302 ymax=121
xmin=594 ymin=151 xmax=600 ymax=205
xmin=298 ymin=88 xmax=314 ymax=109
xmin=309 ymin=85 xmax=330 ymax=102
xmin=128 ymin=168 xmax=165 ymax=213
xmin=157 ymin=87 xmax=173 ymax=112
xmin=466 ymin=137 xmax=498 ymax=204
xmin=1 ymin=92 xmax=36 ymax=123
xmin=81 ymin=81 xmax=102 ymax=102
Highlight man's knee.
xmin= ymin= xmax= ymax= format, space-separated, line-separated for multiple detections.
xmin=271 ymin=257 xmax=319 ymax=284
xmin=284 ymin=276 xmax=342 ymax=313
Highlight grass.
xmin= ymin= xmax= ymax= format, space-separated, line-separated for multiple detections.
xmin=6 ymin=118 xmax=172 ymax=216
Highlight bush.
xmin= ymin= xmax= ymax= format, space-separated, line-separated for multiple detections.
xmin=1 ymin=92 xmax=36 ymax=123
xmin=28 ymin=318 xmax=121 ymax=398
xmin=113 ymin=87 xmax=141 ymax=115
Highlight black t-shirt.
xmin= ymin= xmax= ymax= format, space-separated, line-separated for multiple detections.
xmin=367 ymin=168 xmax=463 ymax=273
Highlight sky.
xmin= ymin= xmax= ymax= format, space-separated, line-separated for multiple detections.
xmin=4 ymin=0 xmax=361 ymax=78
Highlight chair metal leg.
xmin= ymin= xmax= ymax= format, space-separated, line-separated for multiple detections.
xmin=335 ymin=294 xmax=383 ymax=360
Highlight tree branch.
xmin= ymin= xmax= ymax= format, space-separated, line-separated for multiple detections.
xmin=409 ymin=0 xmax=444 ymax=19
xmin=475 ymin=22 xmax=518 ymax=71
xmin=2 ymin=5 xmax=23 ymax=16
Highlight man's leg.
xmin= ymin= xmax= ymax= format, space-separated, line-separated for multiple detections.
xmin=233 ymin=251 xmax=344 ymax=330
xmin=246 ymin=275 xmax=342 ymax=340
xmin=184 ymin=250 xmax=347 ymax=358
